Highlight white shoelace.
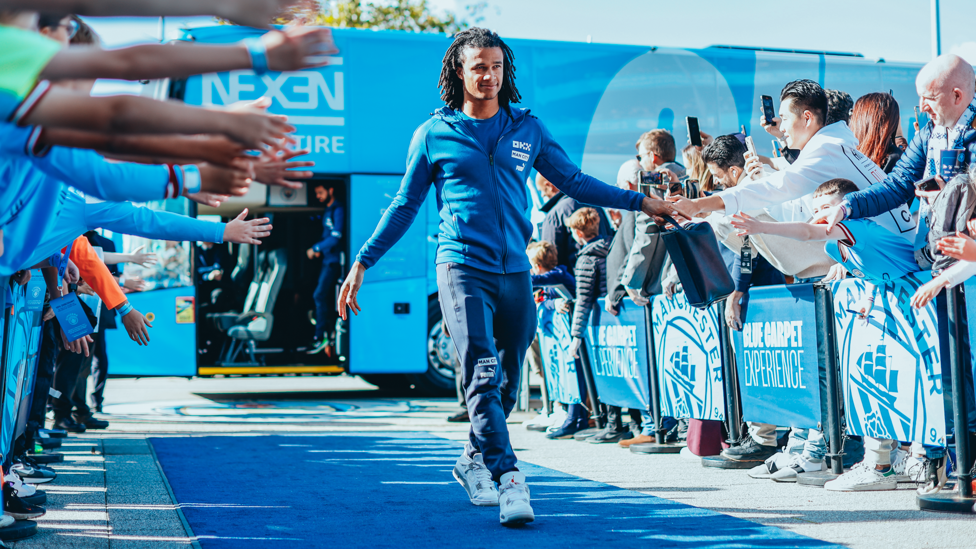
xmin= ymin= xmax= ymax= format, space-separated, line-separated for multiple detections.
xmin=470 ymin=461 xmax=494 ymax=492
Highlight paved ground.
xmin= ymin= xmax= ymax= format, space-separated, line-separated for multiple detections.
xmin=10 ymin=375 xmax=974 ymax=548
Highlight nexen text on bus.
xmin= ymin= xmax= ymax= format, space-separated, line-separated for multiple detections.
xmin=202 ymin=68 xmax=346 ymax=154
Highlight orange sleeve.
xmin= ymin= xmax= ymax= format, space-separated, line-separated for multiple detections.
xmin=68 ymin=236 xmax=126 ymax=310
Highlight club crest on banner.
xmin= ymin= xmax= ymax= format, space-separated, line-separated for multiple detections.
xmin=537 ymin=306 xmax=582 ymax=405
xmin=651 ymin=294 xmax=724 ymax=421
xmin=831 ymin=274 xmax=945 ymax=446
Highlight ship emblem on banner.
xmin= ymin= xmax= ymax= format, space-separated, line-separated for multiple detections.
xmin=831 ymin=275 xmax=945 ymax=446
xmin=537 ymin=306 xmax=582 ymax=405
xmin=651 ymin=293 xmax=724 ymax=421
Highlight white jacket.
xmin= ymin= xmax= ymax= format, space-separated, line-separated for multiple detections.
xmin=718 ymin=122 xmax=917 ymax=241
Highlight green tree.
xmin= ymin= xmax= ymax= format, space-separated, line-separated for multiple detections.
xmin=280 ymin=0 xmax=485 ymax=34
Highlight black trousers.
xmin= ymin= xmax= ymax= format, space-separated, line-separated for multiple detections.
xmin=89 ymin=328 xmax=109 ymax=410
xmin=53 ymin=336 xmax=94 ymax=420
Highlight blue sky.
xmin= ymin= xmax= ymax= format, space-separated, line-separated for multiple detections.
xmin=85 ymin=0 xmax=976 ymax=95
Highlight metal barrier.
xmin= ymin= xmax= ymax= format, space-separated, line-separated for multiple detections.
xmin=534 ymin=275 xmax=973 ymax=512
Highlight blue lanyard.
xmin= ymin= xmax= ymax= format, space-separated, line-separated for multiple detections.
xmin=58 ymin=240 xmax=74 ymax=280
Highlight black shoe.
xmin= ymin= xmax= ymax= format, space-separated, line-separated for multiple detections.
xmin=73 ymin=414 xmax=109 ymax=430
xmin=54 ymin=417 xmax=86 ymax=433
xmin=720 ymin=438 xmax=777 ymax=462
xmin=588 ymin=427 xmax=634 ymax=444
xmin=546 ymin=421 xmax=587 ymax=440
xmin=3 ymin=483 xmax=45 ymax=520
xmin=446 ymin=409 xmax=470 ymax=423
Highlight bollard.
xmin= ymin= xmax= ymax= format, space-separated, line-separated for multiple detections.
xmin=701 ymin=299 xmax=753 ymax=468
xmin=797 ymin=284 xmax=846 ymax=486
xmin=918 ymin=285 xmax=976 ymax=513
xmin=717 ymin=300 xmax=742 ymax=447
xmin=629 ymin=304 xmax=683 ymax=454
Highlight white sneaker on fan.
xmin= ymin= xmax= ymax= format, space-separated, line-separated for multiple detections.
xmin=4 ymin=474 xmax=36 ymax=498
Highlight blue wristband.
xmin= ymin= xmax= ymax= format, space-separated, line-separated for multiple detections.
xmin=182 ymin=164 xmax=202 ymax=195
xmin=117 ymin=302 xmax=133 ymax=317
xmin=244 ymin=37 xmax=269 ymax=75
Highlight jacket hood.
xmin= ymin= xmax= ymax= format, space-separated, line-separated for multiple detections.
xmin=578 ymin=237 xmax=609 ymax=258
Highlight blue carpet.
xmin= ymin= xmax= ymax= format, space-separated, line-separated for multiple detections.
xmin=150 ymin=434 xmax=840 ymax=549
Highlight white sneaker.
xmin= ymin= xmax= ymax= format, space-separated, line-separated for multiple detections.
xmin=523 ymin=411 xmax=552 ymax=429
xmin=890 ymin=447 xmax=911 ymax=482
xmin=679 ymin=447 xmax=701 ymax=461
xmin=770 ymin=454 xmax=825 ymax=482
xmin=544 ymin=408 xmax=568 ymax=434
xmin=5 ymin=473 xmax=36 ymax=498
xmin=904 ymin=454 xmax=947 ymax=495
xmin=453 ymin=452 xmax=498 ymax=506
xmin=748 ymin=451 xmax=790 ymax=479
xmin=824 ymin=461 xmax=896 ymax=491
xmin=0 ymin=514 xmax=13 ymax=529
xmin=498 ymin=471 xmax=534 ymax=526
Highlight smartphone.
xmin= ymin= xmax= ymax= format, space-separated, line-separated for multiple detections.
xmin=771 ymin=139 xmax=780 ymax=157
xmin=740 ymin=125 xmax=748 ymax=137
xmin=914 ymin=176 xmax=942 ymax=193
xmin=744 ymin=136 xmax=758 ymax=157
xmin=914 ymin=106 xmax=923 ymax=129
xmin=761 ymin=95 xmax=776 ymax=126
xmin=686 ymin=116 xmax=702 ymax=147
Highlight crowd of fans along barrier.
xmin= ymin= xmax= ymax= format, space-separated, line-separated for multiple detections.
xmin=446 ymin=75 xmax=976 ymax=502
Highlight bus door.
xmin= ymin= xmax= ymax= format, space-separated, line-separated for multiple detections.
xmin=103 ymin=199 xmax=197 ymax=377
xmin=347 ymin=175 xmax=428 ymax=374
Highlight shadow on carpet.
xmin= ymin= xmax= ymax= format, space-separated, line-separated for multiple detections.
xmin=149 ymin=433 xmax=841 ymax=549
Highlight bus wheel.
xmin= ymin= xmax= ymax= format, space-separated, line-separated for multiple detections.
xmin=404 ymin=297 xmax=457 ymax=396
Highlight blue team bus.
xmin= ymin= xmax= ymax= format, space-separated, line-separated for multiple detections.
xmin=103 ymin=25 xmax=924 ymax=395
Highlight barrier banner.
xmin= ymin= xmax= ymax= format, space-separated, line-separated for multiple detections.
xmin=1 ymin=283 xmax=33 ymax=461
xmin=583 ymin=298 xmax=650 ymax=410
xmin=832 ymin=275 xmax=946 ymax=445
xmin=965 ymin=278 xmax=976 ymax=408
xmin=537 ymin=305 xmax=582 ymax=405
xmin=732 ymin=284 xmax=821 ymax=429
xmin=651 ymin=294 xmax=724 ymax=420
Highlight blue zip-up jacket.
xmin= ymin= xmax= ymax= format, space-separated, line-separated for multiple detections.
xmin=847 ymin=119 xmax=976 ymax=220
xmin=355 ymin=106 xmax=645 ymax=274
xmin=311 ymin=201 xmax=344 ymax=265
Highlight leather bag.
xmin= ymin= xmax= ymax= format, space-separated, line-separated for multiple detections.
xmin=659 ymin=216 xmax=734 ymax=309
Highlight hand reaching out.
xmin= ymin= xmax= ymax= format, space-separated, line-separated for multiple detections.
xmin=810 ymin=204 xmax=846 ymax=233
xmin=911 ymin=277 xmax=948 ymax=309
xmin=253 ymin=148 xmax=314 ymax=189
xmin=823 ymin=263 xmax=848 ymax=282
xmin=936 ymin=232 xmax=976 ymax=262
xmin=119 ymin=306 xmax=152 ymax=346
xmin=123 ymin=276 xmax=147 ymax=292
xmin=129 ymin=245 xmax=158 ymax=268
xmin=729 ymin=212 xmax=763 ymax=236
xmin=223 ymin=208 xmax=272 ymax=245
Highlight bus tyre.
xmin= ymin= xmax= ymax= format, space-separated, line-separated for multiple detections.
xmin=404 ymin=297 xmax=457 ymax=397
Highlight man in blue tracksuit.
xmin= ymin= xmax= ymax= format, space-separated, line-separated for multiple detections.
xmin=307 ymin=182 xmax=344 ymax=355
xmin=336 ymin=28 xmax=683 ymax=526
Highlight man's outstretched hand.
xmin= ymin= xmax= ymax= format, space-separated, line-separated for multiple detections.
xmin=641 ymin=196 xmax=689 ymax=224
xmin=337 ymin=261 xmax=367 ymax=321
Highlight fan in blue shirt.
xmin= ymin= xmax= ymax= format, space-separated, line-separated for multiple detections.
xmin=731 ymin=178 xmax=918 ymax=322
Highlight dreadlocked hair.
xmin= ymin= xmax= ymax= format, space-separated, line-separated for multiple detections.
xmin=438 ymin=27 xmax=521 ymax=111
